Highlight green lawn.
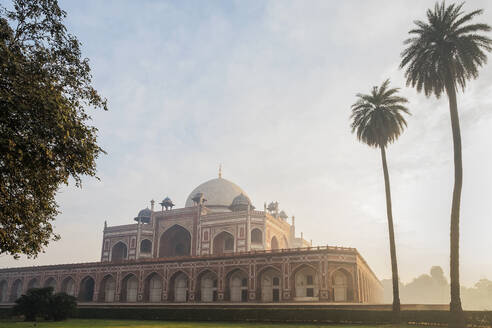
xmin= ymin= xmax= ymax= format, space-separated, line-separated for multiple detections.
xmin=0 ymin=319 xmax=428 ymax=328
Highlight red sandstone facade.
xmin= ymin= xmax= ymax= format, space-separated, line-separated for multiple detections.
xmin=0 ymin=175 xmax=383 ymax=304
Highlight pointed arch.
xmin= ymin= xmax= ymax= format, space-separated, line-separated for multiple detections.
xmin=140 ymin=239 xmax=152 ymax=254
xmin=196 ymin=269 xmax=218 ymax=302
xmin=111 ymin=241 xmax=128 ymax=262
xmin=78 ymin=276 xmax=95 ymax=302
xmin=251 ymin=228 xmax=262 ymax=244
xmin=292 ymin=264 xmax=319 ymax=301
xmin=27 ymin=278 xmax=40 ymax=290
xmin=121 ymin=273 xmax=138 ymax=302
xmin=98 ymin=274 xmax=116 ymax=302
xmin=212 ymin=231 xmax=234 ymax=255
xmin=143 ymin=272 xmax=162 ymax=302
xmin=331 ymin=268 xmax=354 ymax=302
xmin=270 ymin=236 xmax=279 ymax=250
xmin=225 ymin=268 xmax=248 ymax=302
xmin=43 ymin=277 xmax=57 ymax=291
xmin=257 ymin=266 xmax=282 ymax=302
xmin=61 ymin=276 xmax=76 ymax=296
xmin=159 ymin=225 xmax=191 ymax=257
xmin=168 ymin=270 xmax=189 ymax=302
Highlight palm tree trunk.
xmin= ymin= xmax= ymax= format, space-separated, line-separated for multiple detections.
xmin=445 ymin=80 xmax=465 ymax=328
xmin=380 ymin=146 xmax=401 ymax=321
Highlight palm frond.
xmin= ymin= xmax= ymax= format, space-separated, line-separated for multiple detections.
xmin=400 ymin=1 xmax=492 ymax=97
xmin=349 ymin=80 xmax=410 ymax=148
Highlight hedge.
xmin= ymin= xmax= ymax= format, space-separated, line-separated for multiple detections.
xmin=1 ymin=306 xmax=491 ymax=326
xmin=74 ymin=307 xmax=492 ymax=326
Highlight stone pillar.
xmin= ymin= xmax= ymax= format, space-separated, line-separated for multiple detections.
xmin=137 ymin=269 xmax=144 ymax=302
xmin=248 ymin=263 xmax=255 ymax=302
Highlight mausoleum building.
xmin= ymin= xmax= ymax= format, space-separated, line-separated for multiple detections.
xmin=0 ymin=172 xmax=383 ymax=304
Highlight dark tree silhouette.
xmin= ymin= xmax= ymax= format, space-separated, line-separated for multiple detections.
xmin=400 ymin=2 xmax=491 ymax=327
xmin=350 ymin=79 xmax=410 ymax=321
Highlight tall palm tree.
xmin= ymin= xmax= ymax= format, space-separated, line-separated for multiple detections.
xmin=350 ymin=79 xmax=410 ymax=320
xmin=400 ymin=2 xmax=491 ymax=327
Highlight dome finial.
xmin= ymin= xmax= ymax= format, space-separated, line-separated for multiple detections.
xmin=218 ymin=163 xmax=222 ymax=178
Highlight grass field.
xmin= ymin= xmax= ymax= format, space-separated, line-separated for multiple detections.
xmin=0 ymin=320 xmax=429 ymax=328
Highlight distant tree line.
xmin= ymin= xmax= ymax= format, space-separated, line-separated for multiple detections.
xmin=381 ymin=267 xmax=492 ymax=311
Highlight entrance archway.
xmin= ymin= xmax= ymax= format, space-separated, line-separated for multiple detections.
xmin=213 ymin=231 xmax=234 ymax=255
xmin=111 ymin=242 xmax=128 ymax=262
xmin=159 ymin=225 xmax=191 ymax=257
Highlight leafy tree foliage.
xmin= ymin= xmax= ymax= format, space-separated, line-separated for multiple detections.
xmin=400 ymin=2 xmax=491 ymax=327
xmin=0 ymin=0 xmax=107 ymax=258
xmin=350 ymin=79 xmax=410 ymax=321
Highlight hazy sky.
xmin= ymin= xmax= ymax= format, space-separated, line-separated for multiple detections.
xmin=1 ymin=0 xmax=492 ymax=287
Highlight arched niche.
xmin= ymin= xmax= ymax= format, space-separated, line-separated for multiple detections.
xmin=332 ymin=268 xmax=353 ymax=302
xmin=271 ymin=236 xmax=279 ymax=250
xmin=258 ymin=267 xmax=281 ymax=302
xmin=140 ymin=239 xmax=152 ymax=254
xmin=225 ymin=269 xmax=248 ymax=302
xmin=27 ymin=278 xmax=39 ymax=290
xmin=143 ymin=272 xmax=162 ymax=302
xmin=159 ymin=225 xmax=191 ymax=258
xmin=213 ymin=231 xmax=234 ymax=255
xmin=121 ymin=274 xmax=138 ymax=302
xmin=196 ymin=270 xmax=218 ymax=302
xmin=78 ymin=276 xmax=95 ymax=302
xmin=98 ymin=275 xmax=116 ymax=302
xmin=44 ymin=277 xmax=57 ymax=290
xmin=169 ymin=271 xmax=189 ymax=302
xmin=61 ymin=277 xmax=75 ymax=296
xmin=251 ymin=228 xmax=262 ymax=244
xmin=293 ymin=265 xmax=319 ymax=301
xmin=111 ymin=241 xmax=128 ymax=262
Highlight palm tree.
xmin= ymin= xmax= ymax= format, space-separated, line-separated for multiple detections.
xmin=350 ymin=79 xmax=410 ymax=320
xmin=400 ymin=2 xmax=491 ymax=327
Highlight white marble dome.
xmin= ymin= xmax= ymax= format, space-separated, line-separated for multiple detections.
xmin=185 ymin=177 xmax=249 ymax=210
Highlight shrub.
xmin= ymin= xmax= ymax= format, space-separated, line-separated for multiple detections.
xmin=11 ymin=288 xmax=77 ymax=321
xmin=12 ymin=287 xmax=53 ymax=321
xmin=46 ymin=292 xmax=77 ymax=321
